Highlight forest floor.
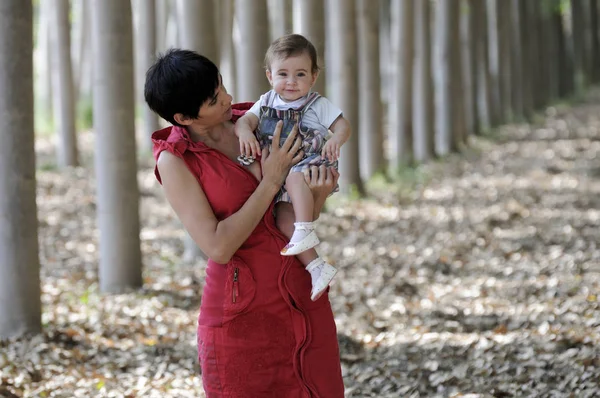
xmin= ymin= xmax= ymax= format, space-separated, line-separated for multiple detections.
xmin=2 ymin=91 xmax=600 ymax=398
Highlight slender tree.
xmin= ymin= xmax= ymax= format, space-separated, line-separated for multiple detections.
xmin=218 ymin=0 xmax=236 ymax=100
xmin=461 ymin=0 xmax=477 ymax=138
xmin=234 ymin=0 xmax=270 ymax=101
xmin=390 ymin=0 xmax=415 ymax=168
xmin=571 ymin=0 xmax=586 ymax=93
xmin=471 ymin=0 xmax=492 ymax=131
xmin=544 ymin=0 xmax=560 ymax=101
xmin=268 ymin=0 xmax=293 ymax=41
xmin=293 ymin=0 xmax=326 ymax=95
xmin=413 ymin=0 xmax=435 ymax=162
xmin=357 ymin=0 xmax=383 ymax=179
xmin=435 ymin=0 xmax=463 ymax=155
xmin=556 ymin=1 xmax=574 ymax=97
xmin=0 ymin=0 xmax=41 ymax=338
xmin=176 ymin=0 xmax=218 ymax=62
xmin=496 ymin=0 xmax=512 ymax=121
xmin=71 ymin=0 xmax=90 ymax=99
xmin=509 ymin=0 xmax=524 ymax=120
xmin=135 ymin=0 xmax=160 ymax=153
xmin=590 ymin=0 xmax=600 ymax=83
xmin=326 ymin=0 xmax=363 ymax=194
xmin=50 ymin=0 xmax=78 ymax=167
xmin=91 ymin=0 xmax=142 ymax=293
xmin=486 ymin=0 xmax=501 ymax=125
xmin=36 ymin=0 xmax=53 ymax=132
xmin=450 ymin=0 xmax=466 ymax=148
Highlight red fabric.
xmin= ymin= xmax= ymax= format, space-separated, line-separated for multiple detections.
xmin=152 ymin=103 xmax=344 ymax=398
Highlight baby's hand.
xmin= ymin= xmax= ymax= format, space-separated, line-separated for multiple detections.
xmin=238 ymin=130 xmax=261 ymax=159
xmin=321 ymin=136 xmax=342 ymax=162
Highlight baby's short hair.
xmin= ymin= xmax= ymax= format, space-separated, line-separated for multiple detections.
xmin=264 ymin=34 xmax=320 ymax=74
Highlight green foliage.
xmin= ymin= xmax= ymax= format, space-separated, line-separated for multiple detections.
xmin=34 ymin=105 xmax=54 ymax=137
xmin=77 ymin=95 xmax=94 ymax=131
xmin=370 ymin=164 xmax=430 ymax=198
xmin=559 ymin=0 xmax=570 ymax=15
xmin=38 ymin=161 xmax=58 ymax=172
xmin=541 ymin=0 xmax=564 ymax=15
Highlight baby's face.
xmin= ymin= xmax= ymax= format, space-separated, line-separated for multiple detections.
xmin=267 ymin=53 xmax=317 ymax=102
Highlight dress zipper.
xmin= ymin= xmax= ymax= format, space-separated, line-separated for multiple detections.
xmin=232 ymin=267 xmax=239 ymax=303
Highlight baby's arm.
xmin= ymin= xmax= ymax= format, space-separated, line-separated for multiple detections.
xmin=322 ymin=116 xmax=351 ymax=162
xmin=235 ymin=112 xmax=261 ymax=158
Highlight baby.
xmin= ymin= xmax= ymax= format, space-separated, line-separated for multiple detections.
xmin=235 ymin=34 xmax=351 ymax=301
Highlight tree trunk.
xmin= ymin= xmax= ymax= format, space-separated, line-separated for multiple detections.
xmin=71 ymin=0 xmax=89 ymax=98
xmin=413 ymin=0 xmax=435 ymax=162
xmin=485 ymin=0 xmax=501 ymax=125
xmin=581 ymin=0 xmax=595 ymax=84
xmin=450 ymin=0 xmax=466 ymax=149
xmin=520 ymin=1 xmax=534 ymax=117
xmin=155 ymin=0 xmax=169 ymax=52
xmin=356 ymin=0 xmax=383 ymax=180
xmin=268 ymin=0 xmax=293 ymax=41
xmin=496 ymin=0 xmax=512 ymax=121
xmin=530 ymin=2 xmax=545 ymax=109
xmin=0 ymin=0 xmax=41 ymax=338
xmin=50 ymin=0 xmax=78 ymax=167
xmin=379 ymin=0 xmax=392 ymax=104
xmin=556 ymin=4 xmax=574 ymax=97
xmin=36 ymin=0 xmax=53 ymax=132
xmin=293 ymin=0 xmax=326 ymax=95
xmin=390 ymin=0 xmax=414 ymax=169
xmin=91 ymin=0 xmax=142 ymax=293
xmin=434 ymin=0 xmax=460 ymax=155
xmin=509 ymin=0 xmax=524 ymax=120
xmin=545 ymin=0 xmax=560 ymax=101
xmin=472 ymin=0 xmax=492 ymax=131
xmin=176 ymin=0 xmax=218 ymax=62
xmin=326 ymin=0 xmax=363 ymax=194
xmin=234 ymin=0 xmax=270 ymax=101
xmin=590 ymin=0 xmax=600 ymax=82
xmin=461 ymin=0 xmax=477 ymax=138
xmin=571 ymin=0 xmax=586 ymax=93
xmin=135 ymin=0 xmax=160 ymax=153
xmin=218 ymin=0 xmax=236 ymax=101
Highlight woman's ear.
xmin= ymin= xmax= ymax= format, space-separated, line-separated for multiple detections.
xmin=173 ymin=113 xmax=193 ymax=126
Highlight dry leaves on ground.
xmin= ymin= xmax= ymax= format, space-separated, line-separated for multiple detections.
xmin=2 ymin=93 xmax=600 ymax=397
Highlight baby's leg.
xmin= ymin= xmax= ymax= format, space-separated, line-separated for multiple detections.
xmin=285 ymin=172 xmax=313 ymax=222
xmin=279 ymin=172 xmax=320 ymax=256
xmin=275 ymin=182 xmax=338 ymax=301
xmin=275 ymin=202 xmax=319 ymax=266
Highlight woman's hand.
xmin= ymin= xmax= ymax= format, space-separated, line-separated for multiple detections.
xmin=261 ymin=121 xmax=303 ymax=188
xmin=304 ymin=165 xmax=340 ymax=219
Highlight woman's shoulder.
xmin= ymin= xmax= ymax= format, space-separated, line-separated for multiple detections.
xmin=152 ymin=126 xmax=196 ymax=184
xmin=232 ymin=102 xmax=256 ymax=123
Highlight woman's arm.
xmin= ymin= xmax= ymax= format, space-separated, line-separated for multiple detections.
xmin=158 ymin=123 xmax=303 ymax=264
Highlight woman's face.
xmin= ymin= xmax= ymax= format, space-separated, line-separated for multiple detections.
xmin=196 ymin=75 xmax=233 ymax=124
xmin=267 ymin=52 xmax=317 ymax=102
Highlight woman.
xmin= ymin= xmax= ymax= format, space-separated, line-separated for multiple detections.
xmin=145 ymin=49 xmax=345 ymax=397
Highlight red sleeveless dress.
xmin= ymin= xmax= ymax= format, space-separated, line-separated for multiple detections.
xmin=152 ymin=103 xmax=344 ymax=398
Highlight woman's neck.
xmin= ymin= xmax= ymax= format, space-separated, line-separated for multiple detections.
xmin=188 ymin=122 xmax=232 ymax=145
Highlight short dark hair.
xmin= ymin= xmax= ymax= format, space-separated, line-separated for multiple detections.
xmin=264 ymin=34 xmax=320 ymax=74
xmin=144 ymin=48 xmax=219 ymax=126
